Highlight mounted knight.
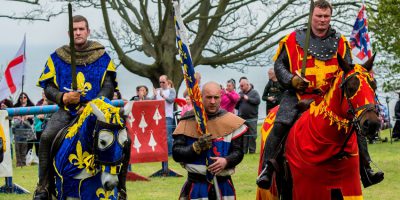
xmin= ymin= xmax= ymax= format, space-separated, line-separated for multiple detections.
xmin=33 ymin=12 xmax=130 ymax=200
xmin=256 ymin=0 xmax=384 ymax=194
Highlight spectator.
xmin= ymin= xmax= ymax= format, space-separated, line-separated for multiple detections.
xmin=153 ymin=75 xmax=176 ymax=155
xmin=113 ymin=91 xmax=127 ymax=101
xmin=236 ymin=78 xmax=260 ymax=154
xmin=0 ymin=99 xmax=13 ymax=110
xmin=180 ymin=95 xmax=193 ymax=117
xmin=393 ymin=92 xmax=400 ymax=139
xmin=30 ymin=92 xmax=47 ymax=160
xmin=131 ymin=85 xmax=150 ymax=101
xmin=262 ymin=68 xmax=285 ymax=114
xmin=13 ymin=92 xmax=35 ymax=167
xmin=221 ymin=78 xmax=240 ymax=113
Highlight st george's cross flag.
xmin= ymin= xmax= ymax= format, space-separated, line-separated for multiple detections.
xmin=350 ymin=4 xmax=372 ymax=64
xmin=0 ymin=36 xmax=26 ymax=101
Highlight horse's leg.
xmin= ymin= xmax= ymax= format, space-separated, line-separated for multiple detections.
xmin=331 ymin=189 xmax=344 ymax=200
xmin=280 ymin=159 xmax=293 ymax=200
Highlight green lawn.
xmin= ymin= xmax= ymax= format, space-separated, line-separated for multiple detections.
xmin=0 ymin=129 xmax=399 ymax=200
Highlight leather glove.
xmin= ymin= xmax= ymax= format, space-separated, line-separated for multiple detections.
xmin=192 ymin=134 xmax=212 ymax=154
xmin=291 ymin=75 xmax=308 ymax=91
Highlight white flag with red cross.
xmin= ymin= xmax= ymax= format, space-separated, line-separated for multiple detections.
xmin=0 ymin=35 xmax=26 ymax=101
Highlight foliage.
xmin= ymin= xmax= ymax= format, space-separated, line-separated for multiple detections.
xmin=369 ymin=0 xmax=400 ymax=92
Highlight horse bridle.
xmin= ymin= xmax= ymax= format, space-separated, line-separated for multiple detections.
xmin=334 ymin=71 xmax=377 ymax=159
xmin=92 ymin=120 xmax=126 ymax=169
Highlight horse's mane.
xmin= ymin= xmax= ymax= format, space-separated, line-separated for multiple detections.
xmin=65 ymin=98 xmax=123 ymax=139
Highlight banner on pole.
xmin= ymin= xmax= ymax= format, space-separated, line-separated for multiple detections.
xmin=0 ymin=36 xmax=26 ymax=101
xmin=126 ymin=100 xmax=168 ymax=164
xmin=350 ymin=5 xmax=372 ymax=64
xmin=0 ymin=110 xmax=13 ymax=177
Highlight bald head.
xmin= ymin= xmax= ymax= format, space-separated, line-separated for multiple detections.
xmin=202 ymin=81 xmax=221 ymax=114
xmin=239 ymin=78 xmax=251 ymax=92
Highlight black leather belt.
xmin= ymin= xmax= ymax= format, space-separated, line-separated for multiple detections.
xmin=187 ymin=172 xmax=231 ymax=183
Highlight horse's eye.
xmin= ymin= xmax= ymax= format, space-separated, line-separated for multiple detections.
xmin=98 ymin=130 xmax=114 ymax=150
xmin=118 ymin=129 xmax=128 ymax=147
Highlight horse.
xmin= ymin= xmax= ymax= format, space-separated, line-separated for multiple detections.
xmin=257 ymin=54 xmax=380 ymax=200
xmin=51 ymin=98 xmax=133 ymax=200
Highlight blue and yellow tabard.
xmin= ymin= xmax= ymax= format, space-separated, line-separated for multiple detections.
xmin=37 ymin=51 xmax=117 ymax=116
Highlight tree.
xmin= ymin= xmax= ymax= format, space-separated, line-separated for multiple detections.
xmin=2 ymin=0 xmax=366 ymax=92
xmin=369 ymin=0 xmax=400 ymax=92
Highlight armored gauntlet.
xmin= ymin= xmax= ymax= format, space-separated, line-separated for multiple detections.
xmin=192 ymin=134 xmax=212 ymax=154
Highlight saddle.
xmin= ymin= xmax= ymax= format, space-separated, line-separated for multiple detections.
xmin=50 ymin=117 xmax=79 ymax=159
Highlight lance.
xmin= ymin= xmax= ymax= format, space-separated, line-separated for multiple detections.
xmin=173 ymin=1 xmax=221 ymax=199
xmin=68 ymin=2 xmax=77 ymax=91
xmin=299 ymin=0 xmax=314 ymax=79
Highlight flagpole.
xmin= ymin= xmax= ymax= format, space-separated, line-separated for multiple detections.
xmin=21 ymin=34 xmax=26 ymax=95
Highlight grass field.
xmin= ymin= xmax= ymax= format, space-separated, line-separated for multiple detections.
xmin=0 ymin=129 xmax=399 ymax=200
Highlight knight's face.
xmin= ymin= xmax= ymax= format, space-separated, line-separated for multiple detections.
xmin=71 ymin=21 xmax=90 ymax=47
xmin=311 ymin=7 xmax=331 ymax=34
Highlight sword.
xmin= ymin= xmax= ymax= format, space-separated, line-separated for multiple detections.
xmin=68 ymin=2 xmax=77 ymax=91
xmin=298 ymin=0 xmax=314 ymax=79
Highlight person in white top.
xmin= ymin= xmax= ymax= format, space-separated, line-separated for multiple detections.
xmin=153 ymin=75 xmax=176 ymax=155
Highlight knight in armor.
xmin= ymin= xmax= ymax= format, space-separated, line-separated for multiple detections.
xmin=173 ymin=82 xmax=248 ymax=199
xmin=33 ymin=15 xmax=130 ymax=200
xmin=257 ymin=0 xmax=383 ymax=189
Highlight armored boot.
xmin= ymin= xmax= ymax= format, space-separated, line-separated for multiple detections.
xmin=256 ymin=123 xmax=290 ymax=189
xmin=33 ymin=182 xmax=50 ymax=200
xmin=358 ymin=135 xmax=384 ymax=188
xmin=257 ymin=159 xmax=279 ymax=189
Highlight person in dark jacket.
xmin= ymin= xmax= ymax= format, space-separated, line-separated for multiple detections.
xmin=393 ymin=92 xmax=400 ymax=139
xmin=262 ymin=68 xmax=285 ymax=114
xmin=236 ymin=78 xmax=260 ymax=154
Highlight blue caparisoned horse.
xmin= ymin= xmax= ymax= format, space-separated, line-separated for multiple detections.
xmin=52 ymin=98 xmax=132 ymax=200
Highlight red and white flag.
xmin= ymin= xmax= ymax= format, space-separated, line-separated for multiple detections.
xmin=0 ymin=36 xmax=26 ymax=101
xmin=350 ymin=5 xmax=372 ymax=64
xmin=126 ymin=100 xmax=168 ymax=164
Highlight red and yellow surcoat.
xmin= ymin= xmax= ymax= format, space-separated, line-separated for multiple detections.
xmin=274 ymin=32 xmax=350 ymax=103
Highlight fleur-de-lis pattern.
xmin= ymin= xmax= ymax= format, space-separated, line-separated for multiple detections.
xmin=76 ymin=72 xmax=92 ymax=96
xmin=68 ymin=140 xmax=91 ymax=169
xmin=96 ymin=187 xmax=115 ymax=200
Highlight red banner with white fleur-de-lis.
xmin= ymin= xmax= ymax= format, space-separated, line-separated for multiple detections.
xmin=126 ymin=100 xmax=168 ymax=163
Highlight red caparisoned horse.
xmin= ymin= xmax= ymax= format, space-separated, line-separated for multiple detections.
xmin=287 ymin=55 xmax=379 ymax=199
xmin=257 ymin=55 xmax=380 ymax=200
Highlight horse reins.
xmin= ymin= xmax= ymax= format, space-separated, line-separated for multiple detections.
xmin=334 ymin=71 xmax=377 ymax=159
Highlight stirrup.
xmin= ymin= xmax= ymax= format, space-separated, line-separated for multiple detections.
xmin=33 ymin=187 xmax=50 ymax=200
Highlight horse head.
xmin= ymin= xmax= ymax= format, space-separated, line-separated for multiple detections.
xmin=335 ymin=54 xmax=380 ymax=139
xmin=88 ymin=99 xmax=133 ymax=191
